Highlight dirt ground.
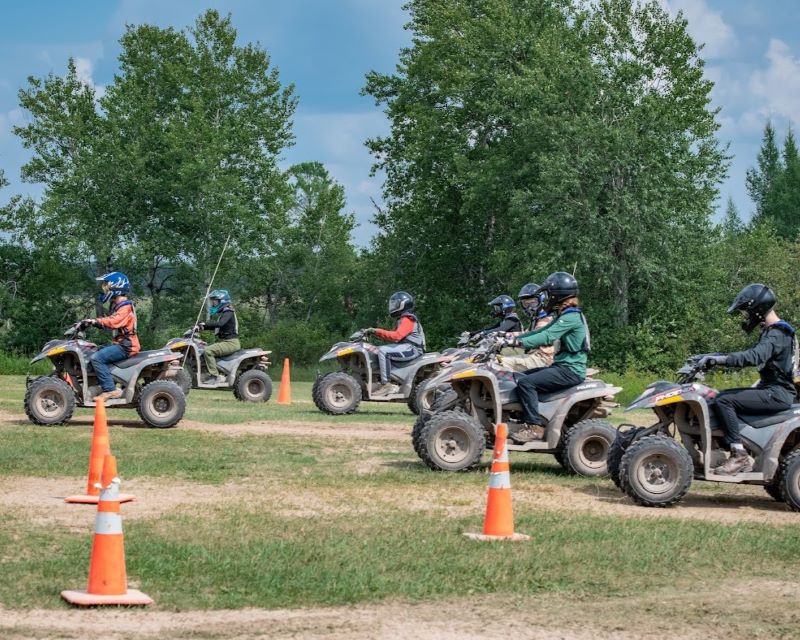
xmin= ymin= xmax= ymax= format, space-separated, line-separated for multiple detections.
xmin=2 ymin=411 xmax=798 ymax=639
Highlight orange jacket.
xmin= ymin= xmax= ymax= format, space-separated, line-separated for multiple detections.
xmin=374 ymin=316 xmax=416 ymax=342
xmin=96 ymin=298 xmax=140 ymax=355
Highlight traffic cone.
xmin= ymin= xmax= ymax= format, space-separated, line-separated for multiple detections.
xmin=65 ymin=398 xmax=134 ymax=504
xmin=464 ymin=423 xmax=530 ymax=541
xmin=277 ymin=357 xmax=292 ymax=405
xmin=61 ymin=455 xmax=153 ymax=606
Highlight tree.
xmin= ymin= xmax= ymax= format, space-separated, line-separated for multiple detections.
xmin=746 ymin=121 xmax=781 ymax=223
xmin=770 ymin=129 xmax=800 ymax=238
xmin=7 ymin=10 xmax=297 ymax=334
xmin=721 ymin=196 xmax=743 ymax=236
xmin=363 ymin=0 xmax=727 ymax=361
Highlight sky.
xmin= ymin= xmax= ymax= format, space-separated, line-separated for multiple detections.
xmin=0 ymin=1 xmax=799 ymax=245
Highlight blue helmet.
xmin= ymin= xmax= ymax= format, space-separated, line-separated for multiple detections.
xmin=207 ymin=289 xmax=232 ymax=315
xmin=96 ymin=272 xmax=130 ymax=303
xmin=489 ymin=294 xmax=516 ymax=318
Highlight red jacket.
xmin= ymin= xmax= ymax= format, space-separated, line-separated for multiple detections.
xmin=374 ymin=316 xmax=416 ymax=342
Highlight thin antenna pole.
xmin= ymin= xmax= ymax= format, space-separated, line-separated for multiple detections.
xmin=572 ymin=262 xmax=578 ymax=276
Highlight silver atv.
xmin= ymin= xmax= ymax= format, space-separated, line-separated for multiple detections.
xmin=610 ymin=355 xmax=800 ymax=510
xmin=313 ymin=330 xmax=449 ymax=415
xmin=166 ymin=329 xmax=273 ymax=402
xmin=25 ymin=324 xmax=186 ymax=428
xmin=414 ymin=336 xmax=622 ymax=474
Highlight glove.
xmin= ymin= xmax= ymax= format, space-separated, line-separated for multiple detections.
xmin=699 ymin=354 xmax=728 ymax=370
xmin=500 ymin=337 xmax=520 ymax=349
xmin=195 ymin=322 xmax=206 ymax=332
xmin=364 ymin=327 xmax=375 ymax=335
xmin=79 ymin=318 xmax=97 ymax=330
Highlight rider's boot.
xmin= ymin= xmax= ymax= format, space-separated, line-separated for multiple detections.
xmin=98 ymin=388 xmax=123 ymax=400
xmin=714 ymin=445 xmax=754 ymax=475
xmin=372 ymin=382 xmax=400 ymax=396
xmin=509 ymin=423 xmax=545 ymax=443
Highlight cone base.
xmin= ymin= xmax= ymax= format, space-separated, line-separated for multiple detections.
xmin=64 ymin=493 xmax=136 ymax=505
xmin=277 ymin=400 xmax=291 ymax=405
xmin=463 ymin=531 xmax=531 ymax=542
xmin=61 ymin=588 xmax=153 ymax=606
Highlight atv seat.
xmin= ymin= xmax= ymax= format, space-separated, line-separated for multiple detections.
xmin=392 ymin=352 xmax=440 ymax=369
xmin=217 ymin=349 xmax=266 ymax=364
xmin=113 ymin=349 xmax=170 ymax=369
xmin=739 ymin=405 xmax=800 ymax=429
xmin=538 ymin=379 xmax=607 ymax=403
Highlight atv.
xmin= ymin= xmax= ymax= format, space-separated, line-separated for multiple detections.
xmin=610 ymin=355 xmax=800 ymax=510
xmin=312 ymin=330 xmax=450 ymax=415
xmin=25 ymin=323 xmax=186 ymax=428
xmin=414 ymin=336 xmax=622 ymax=474
xmin=165 ymin=329 xmax=273 ymax=402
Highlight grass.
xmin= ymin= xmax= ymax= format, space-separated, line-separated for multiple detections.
xmin=2 ymin=373 xmax=800 ymax=615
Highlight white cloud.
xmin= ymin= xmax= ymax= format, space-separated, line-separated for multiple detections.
xmin=750 ymin=39 xmax=800 ymax=127
xmin=73 ymin=57 xmax=106 ymax=99
xmin=661 ymin=0 xmax=736 ymax=58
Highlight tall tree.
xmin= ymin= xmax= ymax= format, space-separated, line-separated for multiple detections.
xmin=7 ymin=10 xmax=297 ymax=333
xmin=770 ymin=129 xmax=800 ymax=238
xmin=746 ymin=121 xmax=781 ymax=223
xmin=363 ymin=0 xmax=727 ymax=356
xmin=722 ymin=195 xmax=743 ymax=236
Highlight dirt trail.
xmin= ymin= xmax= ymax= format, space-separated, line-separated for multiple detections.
xmin=1 ymin=580 xmax=798 ymax=640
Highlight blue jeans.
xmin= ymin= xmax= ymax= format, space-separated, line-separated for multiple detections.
xmin=516 ymin=365 xmax=584 ymax=425
xmin=91 ymin=344 xmax=128 ymax=392
xmin=376 ymin=344 xmax=421 ymax=383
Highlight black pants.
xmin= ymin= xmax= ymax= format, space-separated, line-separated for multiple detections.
xmin=712 ymin=387 xmax=791 ymax=447
xmin=516 ymin=365 xmax=583 ymax=426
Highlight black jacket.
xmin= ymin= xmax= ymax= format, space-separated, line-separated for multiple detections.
xmin=204 ymin=306 xmax=239 ymax=340
xmin=475 ymin=313 xmax=521 ymax=337
xmin=727 ymin=322 xmax=796 ymax=401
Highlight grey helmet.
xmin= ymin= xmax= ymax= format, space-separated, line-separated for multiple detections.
xmin=489 ymin=294 xmax=516 ymax=318
xmin=518 ymin=282 xmax=542 ymax=318
xmin=728 ymin=283 xmax=776 ymax=333
xmin=389 ymin=291 xmax=415 ymax=318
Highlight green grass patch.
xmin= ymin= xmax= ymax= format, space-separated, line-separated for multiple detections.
xmin=1 ymin=507 xmax=799 ymax=610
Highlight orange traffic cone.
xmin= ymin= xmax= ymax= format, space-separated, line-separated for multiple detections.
xmin=277 ymin=357 xmax=292 ymax=405
xmin=464 ymin=423 xmax=530 ymax=541
xmin=65 ymin=398 xmax=134 ymax=504
xmin=61 ymin=454 xmax=153 ymax=606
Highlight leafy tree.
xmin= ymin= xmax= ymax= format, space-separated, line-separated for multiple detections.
xmin=363 ymin=0 xmax=727 ymax=364
xmin=7 ymin=10 xmax=297 ymax=334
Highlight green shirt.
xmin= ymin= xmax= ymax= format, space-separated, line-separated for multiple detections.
xmin=517 ymin=310 xmax=588 ymax=378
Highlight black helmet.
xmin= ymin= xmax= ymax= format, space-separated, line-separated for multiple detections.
xmin=489 ymin=294 xmax=516 ymax=318
xmin=389 ymin=291 xmax=415 ymax=318
xmin=518 ymin=282 xmax=541 ymax=318
xmin=728 ymin=284 xmax=776 ymax=333
xmin=538 ymin=272 xmax=578 ymax=312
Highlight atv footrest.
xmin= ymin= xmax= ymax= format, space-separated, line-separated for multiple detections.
xmin=505 ymin=441 xmax=553 ymax=452
xmin=705 ymin=471 xmax=764 ymax=484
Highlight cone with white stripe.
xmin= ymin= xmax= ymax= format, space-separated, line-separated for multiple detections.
xmin=61 ymin=455 xmax=153 ymax=606
xmin=464 ymin=423 xmax=530 ymax=541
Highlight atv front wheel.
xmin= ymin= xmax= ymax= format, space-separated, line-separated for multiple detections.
xmin=419 ymin=410 xmax=485 ymax=471
xmin=175 ymin=367 xmax=193 ymax=396
xmin=608 ymin=427 xmax=645 ymax=488
xmin=136 ymin=380 xmax=185 ymax=428
xmin=619 ymin=435 xmax=693 ymax=507
xmin=562 ymin=418 xmax=617 ymax=477
xmin=312 ymin=371 xmax=361 ymax=415
xmin=234 ymin=369 xmax=273 ymax=403
xmin=24 ymin=376 xmax=75 ymax=425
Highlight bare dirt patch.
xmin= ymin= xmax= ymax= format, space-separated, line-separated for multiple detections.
xmin=1 ymin=579 xmax=797 ymax=640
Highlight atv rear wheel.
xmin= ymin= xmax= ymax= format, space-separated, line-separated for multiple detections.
xmin=419 ymin=410 xmax=485 ymax=471
xmin=136 ymin=380 xmax=185 ymax=428
xmin=313 ymin=371 xmax=361 ymax=415
xmin=562 ymin=418 xmax=616 ymax=477
xmin=619 ymin=435 xmax=693 ymax=507
xmin=779 ymin=449 xmax=800 ymax=511
xmin=234 ymin=369 xmax=273 ymax=403
xmin=24 ymin=376 xmax=75 ymax=425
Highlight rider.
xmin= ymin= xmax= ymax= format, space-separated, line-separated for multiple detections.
xmin=195 ymin=289 xmax=240 ymax=384
xmin=499 ymin=283 xmax=554 ymax=373
xmin=366 ymin=291 xmax=425 ymax=396
xmin=80 ymin=272 xmax=140 ymax=400
xmin=700 ymin=284 xmax=797 ymax=475
xmin=506 ymin=272 xmax=589 ymax=443
xmin=471 ymin=295 xmax=521 ymax=337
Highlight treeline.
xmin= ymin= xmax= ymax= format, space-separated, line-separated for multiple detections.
xmin=1 ymin=3 xmax=799 ymax=371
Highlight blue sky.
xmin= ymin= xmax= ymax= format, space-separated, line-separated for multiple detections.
xmin=0 ymin=1 xmax=799 ymax=245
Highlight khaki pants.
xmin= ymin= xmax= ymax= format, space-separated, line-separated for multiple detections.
xmin=204 ymin=338 xmax=241 ymax=375
xmin=498 ymin=349 xmax=551 ymax=373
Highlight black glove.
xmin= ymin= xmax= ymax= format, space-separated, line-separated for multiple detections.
xmin=699 ymin=354 xmax=728 ymax=370
xmin=195 ymin=322 xmax=206 ymax=332
xmin=79 ymin=318 xmax=97 ymax=330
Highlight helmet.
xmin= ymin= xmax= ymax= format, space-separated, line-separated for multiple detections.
xmin=488 ymin=294 xmax=516 ymax=318
xmin=388 ymin=291 xmax=414 ymax=318
xmin=96 ymin=272 xmax=130 ymax=303
xmin=538 ymin=272 xmax=578 ymax=312
xmin=728 ymin=284 xmax=776 ymax=333
xmin=207 ymin=289 xmax=232 ymax=315
xmin=518 ymin=282 xmax=542 ymax=318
